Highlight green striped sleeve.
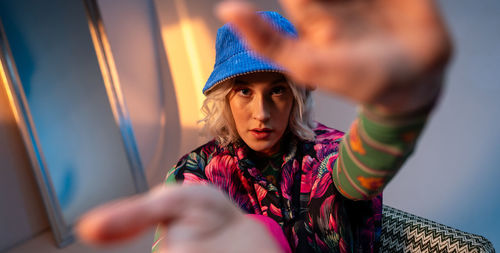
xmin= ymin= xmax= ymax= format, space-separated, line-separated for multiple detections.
xmin=332 ymin=106 xmax=430 ymax=200
xmin=152 ymin=227 xmax=163 ymax=253
xmin=164 ymin=166 xmax=178 ymax=185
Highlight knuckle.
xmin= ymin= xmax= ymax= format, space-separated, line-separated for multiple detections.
xmin=295 ymin=60 xmax=319 ymax=81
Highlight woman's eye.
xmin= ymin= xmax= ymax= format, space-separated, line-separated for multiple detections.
xmin=271 ymin=86 xmax=286 ymax=95
xmin=235 ymin=88 xmax=251 ymax=96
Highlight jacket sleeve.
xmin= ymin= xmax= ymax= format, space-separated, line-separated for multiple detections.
xmin=330 ymin=105 xmax=432 ymax=200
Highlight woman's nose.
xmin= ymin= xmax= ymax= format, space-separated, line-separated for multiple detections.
xmin=252 ymin=95 xmax=270 ymax=122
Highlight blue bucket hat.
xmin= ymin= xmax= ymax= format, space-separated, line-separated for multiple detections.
xmin=203 ymin=11 xmax=298 ymax=95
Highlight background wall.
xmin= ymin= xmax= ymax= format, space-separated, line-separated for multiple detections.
xmin=96 ymin=0 xmax=176 ymax=187
xmin=0 ymin=0 xmax=139 ymax=230
xmin=381 ymin=0 xmax=500 ymax=247
xmin=0 ymin=54 xmax=49 ymax=251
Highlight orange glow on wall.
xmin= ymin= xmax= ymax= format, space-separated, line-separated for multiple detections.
xmin=155 ymin=0 xmax=216 ymax=152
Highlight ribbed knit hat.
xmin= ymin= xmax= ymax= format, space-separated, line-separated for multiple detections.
xmin=203 ymin=11 xmax=298 ymax=95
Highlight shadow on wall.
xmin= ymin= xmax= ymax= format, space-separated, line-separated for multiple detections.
xmin=143 ymin=29 xmax=182 ymax=185
xmin=0 ymin=80 xmax=48 ymax=251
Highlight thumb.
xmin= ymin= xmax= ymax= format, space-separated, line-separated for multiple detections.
xmin=215 ymin=1 xmax=323 ymax=86
xmin=215 ymin=1 xmax=298 ymax=68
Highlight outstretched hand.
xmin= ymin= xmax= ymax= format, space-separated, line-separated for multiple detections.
xmin=216 ymin=0 xmax=452 ymax=114
xmin=76 ymin=185 xmax=281 ymax=253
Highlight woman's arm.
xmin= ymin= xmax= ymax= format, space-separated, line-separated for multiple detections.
xmin=331 ymin=104 xmax=433 ymax=200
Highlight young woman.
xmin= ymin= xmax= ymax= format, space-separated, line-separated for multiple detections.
xmin=77 ymin=0 xmax=452 ymax=252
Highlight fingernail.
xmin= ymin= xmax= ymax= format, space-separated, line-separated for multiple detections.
xmin=214 ymin=1 xmax=253 ymax=20
xmin=214 ymin=1 xmax=233 ymax=20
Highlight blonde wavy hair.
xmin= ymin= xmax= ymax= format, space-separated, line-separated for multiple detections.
xmin=200 ymin=76 xmax=316 ymax=147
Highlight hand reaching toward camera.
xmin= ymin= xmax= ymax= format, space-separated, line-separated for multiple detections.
xmin=76 ymin=185 xmax=282 ymax=253
xmin=216 ymin=0 xmax=453 ymax=115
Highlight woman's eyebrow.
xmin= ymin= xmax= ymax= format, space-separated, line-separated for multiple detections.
xmin=271 ymin=78 xmax=287 ymax=85
xmin=234 ymin=79 xmax=248 ymax=85
xmin=233 ymin=77 xmax=286 ymax=85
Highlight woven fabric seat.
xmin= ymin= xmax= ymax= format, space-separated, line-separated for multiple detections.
xmin=381 ymin=205 xmax=495 ymax=253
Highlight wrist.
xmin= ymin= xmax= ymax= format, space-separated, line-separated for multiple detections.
xmin=362 ymin=96 xmax=436 ymax=125
xmin=364 ymin=73 xmax=443 ymax=121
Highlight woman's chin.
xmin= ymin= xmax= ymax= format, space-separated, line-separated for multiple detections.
xmin=246 ymin=142 xmax=280 ymax=156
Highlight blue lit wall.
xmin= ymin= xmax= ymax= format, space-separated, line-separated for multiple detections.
xmin=382 ymin=0 xmax=500 ymax=248
xmin=0 ymin=0 xmax=137 ymax=225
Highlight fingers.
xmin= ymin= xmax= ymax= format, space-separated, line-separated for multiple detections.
xmin=214 ymin=1 xmax=381 ymax=98
xmin=215 ymin=1 xmax=284 ymax=53
xmin=76 ymin=185 xmax=240 ymax=245
xmin=215 ymin=1 xmax=297 ymax=66
xmin=277 ymin=0 xmax=322 ymax=27
xmin=76 ymin=185 xmax=203 ymax=245
xmin=76 ymin=200 xmax=149 ymax=244
xmin=215 ymin=1 xmax=318 ymax=87
xmin=76 ymin=186 xmax=173 ymax=244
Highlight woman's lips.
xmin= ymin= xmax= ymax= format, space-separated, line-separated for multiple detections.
xmin=250 ymin=128 xmax=273 ymax=139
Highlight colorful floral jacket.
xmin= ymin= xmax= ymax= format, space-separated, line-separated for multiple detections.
xmin=166 ymin=123 xmax=382 ymax=252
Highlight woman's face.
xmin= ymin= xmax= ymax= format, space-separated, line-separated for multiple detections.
xmin=228 ymin=72 xmax=294 ymax=156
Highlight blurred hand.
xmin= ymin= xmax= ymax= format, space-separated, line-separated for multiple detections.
xmin=77 ymin=185 xmax=281 ymax=253
xmin=216 ymin=0 xmax=453 ymax=114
